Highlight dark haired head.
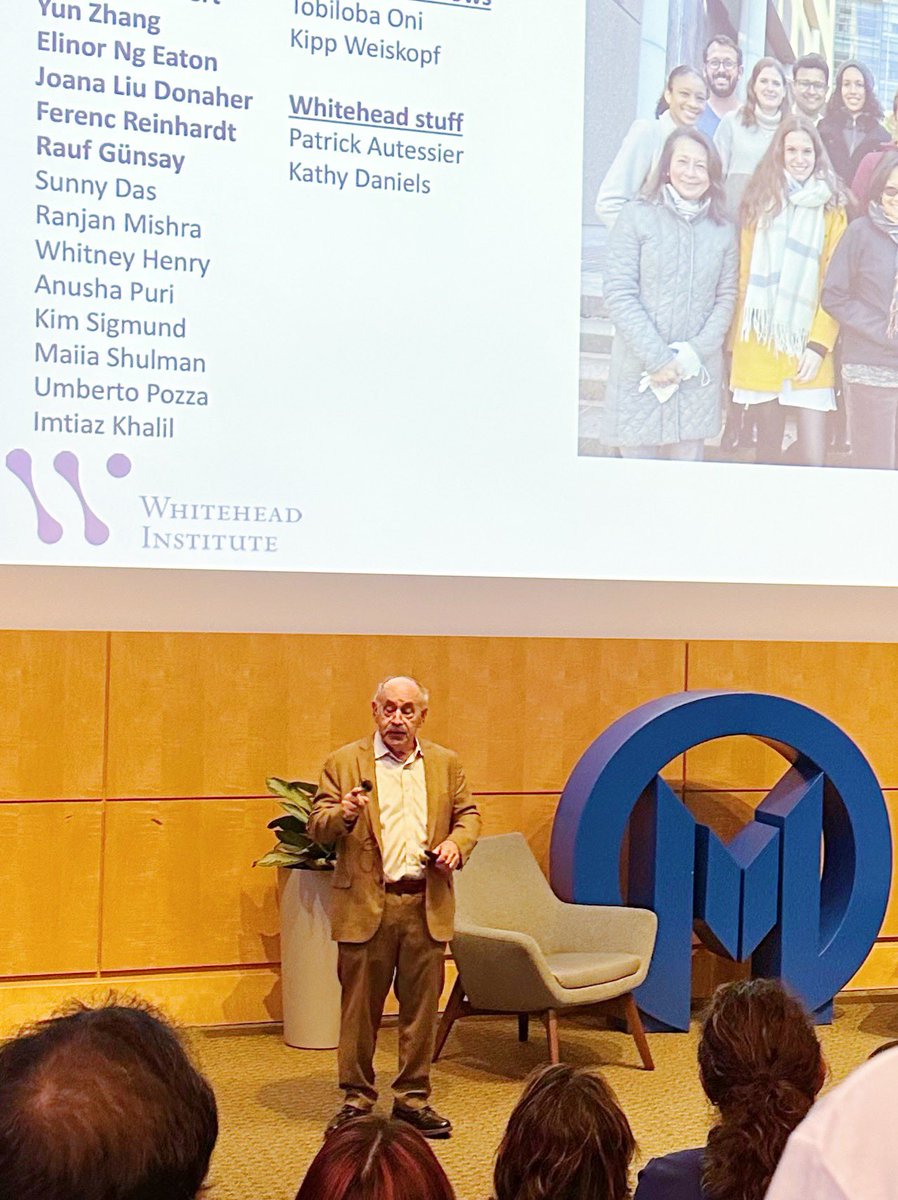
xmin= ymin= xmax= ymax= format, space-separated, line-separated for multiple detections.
xmin=794 ymin=52 xmax=830 ymax=85
xmin=704 ymin=33 xmax=743 ymax=67
xmin=296 ymin=1116 xmax=455 ymax=1200
xmin=643 ymin=128 xmax=728 ymax=223
xmin=698 ymin=979 xmax=823 ymax=1200
xmin=867 ymin=149 xmax=898 ymax=206
xmin=655 ymin=64 xmax=706 ymax=119
xmin=827 ymin=60 xmax=884 ymax=121
xmin=493 ymin=1063 xmax=635 ymax=1200
xmin=0 ymin=999 xmax=218 ymax=1200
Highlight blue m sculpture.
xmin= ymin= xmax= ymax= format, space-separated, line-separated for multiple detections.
xmin=550 ymin=691 xmax=892 ymax=1031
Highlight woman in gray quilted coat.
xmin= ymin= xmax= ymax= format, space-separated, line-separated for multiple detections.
xmin=600 ymin=128 xmax=738 ymax=460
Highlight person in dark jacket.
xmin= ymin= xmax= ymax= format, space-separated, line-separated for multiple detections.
xmin=600 ymin=128 xmax=738 ymax=460
xmin=852 ymin=88 xmax=898 ymax=210
xmin=822 ymin=150 xmax=898 ymax=468
xmin=634 ymin=979 xmax=824 ymax=1200
xmin=818 ymin=60 xmax=890 ymax=189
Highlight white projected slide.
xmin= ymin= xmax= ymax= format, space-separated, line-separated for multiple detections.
xmin=2 ymin=0 xmax=898 ymax=600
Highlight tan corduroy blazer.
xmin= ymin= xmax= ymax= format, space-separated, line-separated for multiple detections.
xmin=307 ymin=736 xmax=481 ymax=944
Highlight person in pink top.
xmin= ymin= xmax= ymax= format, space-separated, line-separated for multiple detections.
xmin=766 ymin=1045 xmax=898 ymax=1200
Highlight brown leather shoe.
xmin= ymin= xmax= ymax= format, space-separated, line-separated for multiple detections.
xmin=325 ymin=1103 xmax=369 ymax=1136
xmin=391 ymin=1103 xmax=452 ymax=1138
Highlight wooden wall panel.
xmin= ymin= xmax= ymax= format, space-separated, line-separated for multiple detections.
xmin=106 ymin=634 xmax=686 ymax=797
xmin=0 ymin=968 xmax=282 ymax=1038
xmin=0 ymin=631 xmax=106 ymax=800
xmin=0 ymin=802 xmax=102 ymax=977
xmin=846 ymin=943 xmax=898 ymax=991
xmin=101 ymin=799 xmax=281 ymax=972
xmin=686 ymin=642 xmax=898 ymax=790
xmin=879 ymin=790 xmax=898 ymax=938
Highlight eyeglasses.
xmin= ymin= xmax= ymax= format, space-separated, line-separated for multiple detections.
xmin=883 ymin=185 xmax=898 ymax=198
xmin=706 ymin=58 xmax=738 ymax=71
xmin=795 ymin=80 xmax=827 ymax=93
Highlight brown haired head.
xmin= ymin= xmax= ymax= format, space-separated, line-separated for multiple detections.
xmin=296 ymin=1116 xmax=455 ymax=1200
xmin=740 ymin=114 xmax=844 ymax=226
xmin=698 ymin=979 xmax=823 ymax=1200
xmin=741 ymin=57 xmax=789 ymax=127
xmin=493 ymin=1063 xmax=635 ymax=1200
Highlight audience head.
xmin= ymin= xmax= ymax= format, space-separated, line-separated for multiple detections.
xmin=828 ymin=60 xmax=884 ymax=121
xmin=698 ymin=979 xmax=824 ymax=1200
xmin=654 ymin=65 xmax=707 ymax=123
xmin=0 ymin=998 xmax=218 ymax=1200
xmin=743 ymin=57 xmax=789 ymax=125
xmin=296 ymin=1115 xmax=455 ymax=1200
xmin=792 ymin=53 xmax=830 ymax=120
xmin=703 ymin=35 xmax=743 ymax=100
xmin=493 ymin=1063 xmax=635 ymax=1200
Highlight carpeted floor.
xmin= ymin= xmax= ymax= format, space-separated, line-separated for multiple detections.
xmin=195 ymin=998 xmax=898 ymax=1200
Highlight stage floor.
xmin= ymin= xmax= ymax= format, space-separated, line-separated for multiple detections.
xmin=194 ymin=996 xmax=898 ymax=1200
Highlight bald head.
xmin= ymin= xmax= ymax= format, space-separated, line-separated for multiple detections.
xmin=372 ymin=676 xmax=429 ymax=707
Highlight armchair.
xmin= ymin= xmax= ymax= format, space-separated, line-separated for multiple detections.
xmin=434 ymin=832 xmax=657 ymax=1068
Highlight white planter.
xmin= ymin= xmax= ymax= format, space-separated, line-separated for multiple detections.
xmin=279 ymin=868 xmax=341 ymax=1049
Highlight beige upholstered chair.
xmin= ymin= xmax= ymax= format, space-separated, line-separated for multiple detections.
xmin=434 ymin=832 xmax=657 ymax=1068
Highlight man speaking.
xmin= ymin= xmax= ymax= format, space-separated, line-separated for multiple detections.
xmin=308 ymin=675 xmax=481 ymax=1139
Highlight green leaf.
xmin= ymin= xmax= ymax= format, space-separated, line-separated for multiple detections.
xmin=276 ymin=828 xmax=315 ymax=850
xmin=266 ymin=777 xmax=317 ymax=801
xmin=254 ymin=849 xmax=304 ymax=868
xmin=268 ymin=815 xmax=307 ymax=835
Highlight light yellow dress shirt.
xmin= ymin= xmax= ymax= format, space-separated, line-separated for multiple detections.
xmin=373 ymin=730 xmax=428 ymax=882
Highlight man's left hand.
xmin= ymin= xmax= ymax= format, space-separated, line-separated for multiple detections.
xmin=431 ymin=839 xmax=461 ymax=872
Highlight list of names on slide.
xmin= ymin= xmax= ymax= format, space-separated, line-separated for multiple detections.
xmin=31 ymin=2 xmax=253 ymax=447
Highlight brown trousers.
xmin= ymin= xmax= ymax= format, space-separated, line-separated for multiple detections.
xmin=337 ymin=892 xmax=445 ymax=1111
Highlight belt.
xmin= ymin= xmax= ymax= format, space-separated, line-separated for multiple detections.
xmin=384 ymin=878 xmax=426 ymax=895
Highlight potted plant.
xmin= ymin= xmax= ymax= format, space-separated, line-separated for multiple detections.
xmin=257 ymin=777 xmax=341 ymax=1050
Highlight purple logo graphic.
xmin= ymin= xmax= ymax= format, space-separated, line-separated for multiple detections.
xmin=5 ymin=449 xmax=132 ymax=545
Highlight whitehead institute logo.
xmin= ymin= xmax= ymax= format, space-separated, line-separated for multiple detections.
xmin=5 ymin=448 xmax=132 ymax=545
xmin=550 ymin=691 xmax=892 ymax=1031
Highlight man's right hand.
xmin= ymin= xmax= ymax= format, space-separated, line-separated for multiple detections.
xmin=341 ymin=786 xmax=371 ymax=825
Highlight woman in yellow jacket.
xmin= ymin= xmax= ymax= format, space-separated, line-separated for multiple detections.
xmin=730 ymin=115 xmax=847 ymax=465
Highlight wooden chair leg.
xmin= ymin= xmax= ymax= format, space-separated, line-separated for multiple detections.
xmin=624 ymin=993 xmax=654 ymax=1070
xmin=517 ymin=1013 xmax=529 ymax=1042
xmin=543 ymin=1009 xmax=560 ymax=1064
xmin=433 ymin=977 xmax=466 ymax=1062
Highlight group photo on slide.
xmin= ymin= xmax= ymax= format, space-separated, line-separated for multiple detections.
xmin=579 ymin=0 xmax=898 ymax=469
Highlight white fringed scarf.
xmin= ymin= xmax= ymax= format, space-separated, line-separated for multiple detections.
xmin=740 ymin=176 xmax=831 ymax=357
